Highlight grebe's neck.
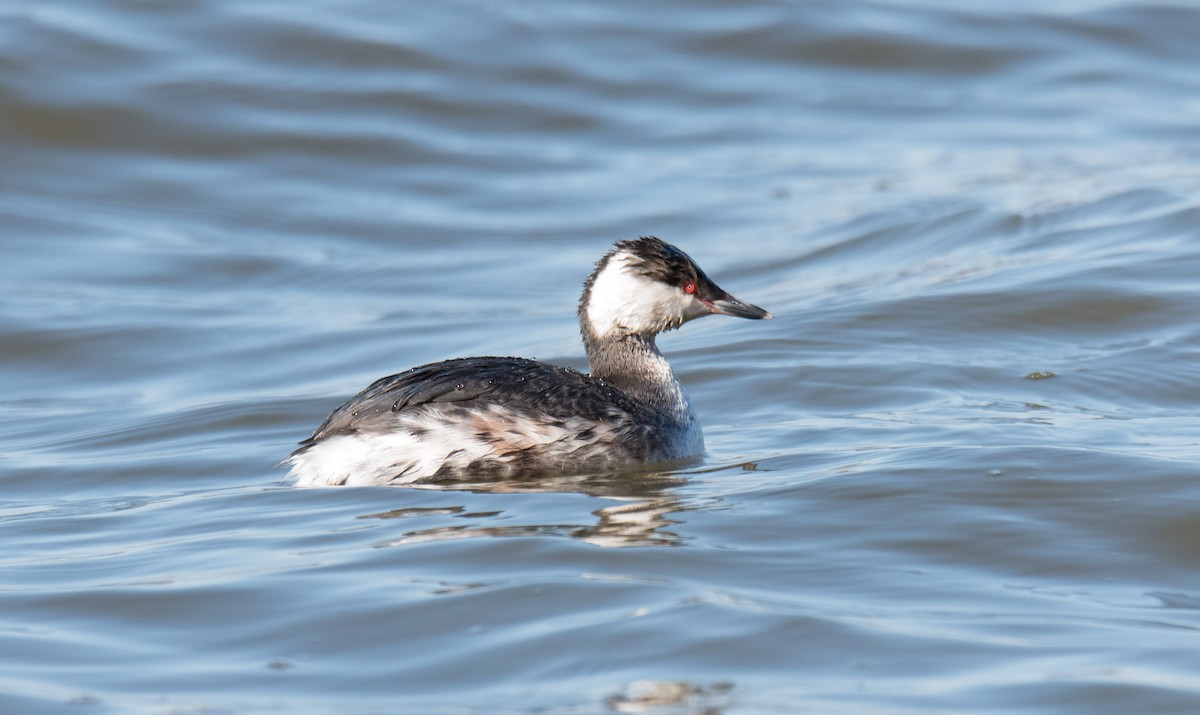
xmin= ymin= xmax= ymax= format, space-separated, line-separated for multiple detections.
xmin=581 ymin=328 xmax=693 ymax=421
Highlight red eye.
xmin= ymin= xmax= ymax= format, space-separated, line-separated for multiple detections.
xmin=683 ymin=281 xmax=696 ymax=295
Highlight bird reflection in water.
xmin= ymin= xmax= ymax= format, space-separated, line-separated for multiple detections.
xmin=358 ymin=468 xmax=699 ymax=548
xmin=607 ymin=679 xmax=734 ymax=714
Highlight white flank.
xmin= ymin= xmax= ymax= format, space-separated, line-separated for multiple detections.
xmin=286 ymin=426 xmax=479 ymax=487
xmin=286 ymin=405 xmax=628 ymax=487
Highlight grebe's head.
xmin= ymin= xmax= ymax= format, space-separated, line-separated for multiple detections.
xmin=580 ymin=237 xmax=772 ymax=340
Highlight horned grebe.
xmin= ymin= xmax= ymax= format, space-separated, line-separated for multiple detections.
xmin=286 ymin=237 xmax=771 ymax=487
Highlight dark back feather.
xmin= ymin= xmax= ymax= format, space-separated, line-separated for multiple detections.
xmin=297 ymin=357 xmax=651 ymax=449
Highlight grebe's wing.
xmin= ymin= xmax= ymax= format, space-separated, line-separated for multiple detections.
xmin=297 ymin=357 xmax=633 ymax=448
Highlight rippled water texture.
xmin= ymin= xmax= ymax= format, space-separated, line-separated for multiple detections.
xmin=3 ymin=1 xmax=1199 ymax=713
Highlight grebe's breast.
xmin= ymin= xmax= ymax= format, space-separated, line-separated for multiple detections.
xmin=286 ymin=357 xmax=701 ymax=487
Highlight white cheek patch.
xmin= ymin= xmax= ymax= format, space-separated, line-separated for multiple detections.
xmin=586 ymin=252 xmax=698 ymax=337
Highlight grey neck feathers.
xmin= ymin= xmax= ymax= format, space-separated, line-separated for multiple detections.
xmin=580 ymin=321 xmax=691 ymax=418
